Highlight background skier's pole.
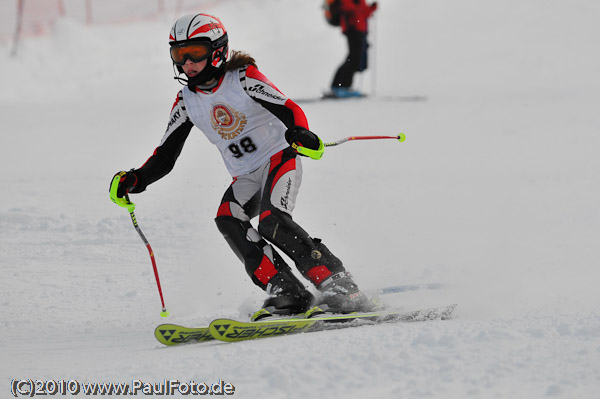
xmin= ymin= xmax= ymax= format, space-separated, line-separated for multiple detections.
xmin=370 ymin=13 xmax=378 ymax=96
xmin=11 ymin=0 xmax=25 ymax=57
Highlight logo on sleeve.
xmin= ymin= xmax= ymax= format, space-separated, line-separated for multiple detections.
xmin=248 ymin=84 xmax=286 ymax=102
xmin=165 ymin=109 xmax=181 ymax=133
xmin=211 ymin=103 xmax=247 ymax=140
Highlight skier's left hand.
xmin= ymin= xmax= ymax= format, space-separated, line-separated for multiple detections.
xmin=285 ymin=126 xmax=324 ymax=160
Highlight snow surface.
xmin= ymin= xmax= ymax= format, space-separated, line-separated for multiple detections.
xmin=2 ymin=0 xmax=600 ymax=398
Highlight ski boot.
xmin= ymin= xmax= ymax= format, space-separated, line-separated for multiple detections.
xmin=317 ymin=272 xmax=375 ymax=313
xmin=252 ymin=272 xmax=315 ymax=321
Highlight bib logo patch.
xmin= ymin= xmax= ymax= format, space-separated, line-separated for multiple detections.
xmin=211 ymin=103 xmax=247 ymax=140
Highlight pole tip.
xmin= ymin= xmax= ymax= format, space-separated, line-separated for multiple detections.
xmin=398 ymin=133 xmax=406 ymax=142
xmin=160 ymin=309 xmax=170 ymax=318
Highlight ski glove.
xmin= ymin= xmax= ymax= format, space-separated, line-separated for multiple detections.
xmin=109 ymin=170 xmax=138 ymax=210
xmin=285 ymin=126 xmax=324 ymax=160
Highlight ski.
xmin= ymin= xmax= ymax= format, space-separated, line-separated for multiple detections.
xmin=154 ymin=313 xmax=310 ymax=346
xmin=154 ymin=314 xmax=310 ymax=346
xmin=154 ymin=324 xmax=214 ymax=346
xmin=208 ymin=304 xmax=457 ymax=343
xmin=294 ymin=94 xmax=427 ymax=104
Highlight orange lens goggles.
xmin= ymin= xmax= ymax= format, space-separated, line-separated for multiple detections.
xmin=170 ymin=42 xmax=211 ymax=66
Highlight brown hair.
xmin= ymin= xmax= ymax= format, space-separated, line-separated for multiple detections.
xmin=225 ymin=50 xmax=257 ymax=71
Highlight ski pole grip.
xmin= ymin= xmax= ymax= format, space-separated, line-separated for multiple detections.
xmin=109 ymin=173 xmax=136 ymax=212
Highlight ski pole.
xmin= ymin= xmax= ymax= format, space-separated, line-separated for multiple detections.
xmin=123 ymin=193 xmax=169 ymax=318
xmin=370 ymin=13 xmax=378 ymax=96
xmin=324 ymin=133 xmax=406 ymax=147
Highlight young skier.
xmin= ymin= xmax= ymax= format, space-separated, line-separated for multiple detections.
xmin=110 ymin=13 xmax=373 ymax=317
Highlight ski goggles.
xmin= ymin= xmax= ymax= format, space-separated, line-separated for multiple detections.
xmin=170 ymin=42 xmax=211 ymax=66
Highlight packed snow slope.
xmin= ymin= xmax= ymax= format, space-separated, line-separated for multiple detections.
xmin=2 ymin=0 xmax=599 ymax=398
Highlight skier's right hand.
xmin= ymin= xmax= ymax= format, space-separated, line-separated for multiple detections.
xmin=109 ymin=170 xmax=138 ymax=208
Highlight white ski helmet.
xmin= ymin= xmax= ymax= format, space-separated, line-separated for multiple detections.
xmin=169 ymin=13 xmax=229 ymax=85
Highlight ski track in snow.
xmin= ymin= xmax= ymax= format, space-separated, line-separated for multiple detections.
xmin=2 ymin=1 xmax=600 ymax=398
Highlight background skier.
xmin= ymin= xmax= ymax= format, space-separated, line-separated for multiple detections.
xmin=330 ymin=0 xmax=378 ymax=97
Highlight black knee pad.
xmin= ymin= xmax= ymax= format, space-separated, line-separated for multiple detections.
xmin=258 ymin=208 xmax=314 ymax=255
xmin=215 ymin=215 xmax=263 ymax=271
xmin=256 ymin=210 xmax=279 ymax=241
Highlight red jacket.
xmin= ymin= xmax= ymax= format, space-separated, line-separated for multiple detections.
xmin=340 ymin=0 xmax=377 ymax=33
